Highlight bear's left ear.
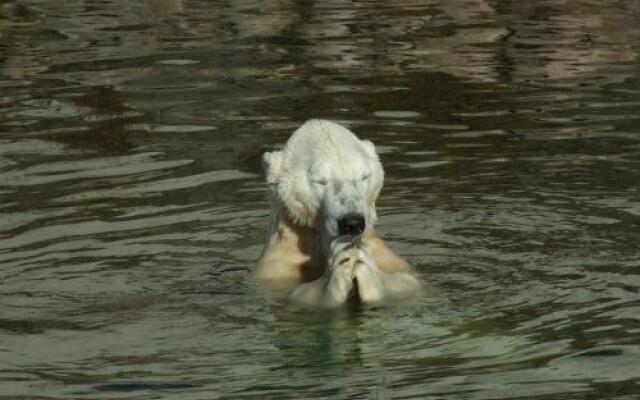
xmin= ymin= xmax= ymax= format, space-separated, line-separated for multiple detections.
xmin=360 ymin=139 xmax=378 ymax=159
xmin=262 ymin=151 xmax=283 ymax=183
xmin=361 ymin=139 xmax=383 ymax=224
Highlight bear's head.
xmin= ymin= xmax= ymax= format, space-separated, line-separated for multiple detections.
xmin=262 ymin=120 xmax=384 ymax=243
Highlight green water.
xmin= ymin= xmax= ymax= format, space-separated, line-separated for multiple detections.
xmin=1 ymin=1 xmax=640 ymax=399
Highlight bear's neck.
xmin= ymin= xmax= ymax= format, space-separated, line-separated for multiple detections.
xmin=270 ymin=212 xmax=328 ymax=259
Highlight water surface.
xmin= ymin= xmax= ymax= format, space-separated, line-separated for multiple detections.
xmin=1 ymin=1 xmax=640 ymax=399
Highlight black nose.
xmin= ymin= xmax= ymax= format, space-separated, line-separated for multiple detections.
xmin=338 ymin=213 xmax=366 ymax=236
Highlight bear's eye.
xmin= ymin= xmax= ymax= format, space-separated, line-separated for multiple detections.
xmin=312 ymin=178 xmax=328 ymax=186
xmin=361 ymin=174 xmax=370 ymax=182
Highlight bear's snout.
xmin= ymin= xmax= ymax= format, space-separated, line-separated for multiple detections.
xmin=337 ymin=213 xmax=366 ymax=236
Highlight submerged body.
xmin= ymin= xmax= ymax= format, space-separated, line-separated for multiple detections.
xmin=255 ymin=120 xmax=421 ymax=307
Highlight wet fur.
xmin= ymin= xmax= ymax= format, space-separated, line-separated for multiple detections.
xmin=254 ymin=120 xmax=420 ymax=306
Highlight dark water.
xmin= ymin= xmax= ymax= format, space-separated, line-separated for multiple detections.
xmin=2 ymin=1 xmax=640 ymax=399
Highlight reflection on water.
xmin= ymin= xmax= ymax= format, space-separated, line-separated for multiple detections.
xmin=1 ymin=0 xmax=640 ymax=399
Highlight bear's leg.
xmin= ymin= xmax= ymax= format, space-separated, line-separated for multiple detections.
xmin=383 ymin=272 xmax=422 ymax=298
xmin=355 ymin=243 xmax=422 ymax=303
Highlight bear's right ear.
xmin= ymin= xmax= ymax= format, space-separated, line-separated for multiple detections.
xmin=360 ymin=139 xmax=379 ymax=159
xmin=261 ymin=151 xmax=283 ymax=183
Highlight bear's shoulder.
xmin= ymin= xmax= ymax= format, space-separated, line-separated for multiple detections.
xmin=364 ymin=232 xmax=412 ymax=273
xmin=254 ymin=215 xmax=324 ymax=282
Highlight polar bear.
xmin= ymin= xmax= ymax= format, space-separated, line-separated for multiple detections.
xmin=255 ymin=119 xmax=421 ymax=307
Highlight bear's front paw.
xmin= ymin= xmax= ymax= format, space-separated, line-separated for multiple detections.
xmin=327 ymin=237 xmax=359 ymax=274
xmin=353 ymin=247 xmax=385 ymax=303
xmin=323 ymin=237 xmax=367 ymax=305
xmin=328 ymin=234 xmax=356 ymax=256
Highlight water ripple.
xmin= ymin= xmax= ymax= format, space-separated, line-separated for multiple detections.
xmin=1 ymin=1 xmax=640 ymax=399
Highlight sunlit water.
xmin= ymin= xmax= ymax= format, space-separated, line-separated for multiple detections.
xmin=1 ymin=1 xmax=640 ymax=399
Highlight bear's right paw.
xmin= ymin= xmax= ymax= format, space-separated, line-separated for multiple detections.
xmin=323 ymin=238 xmax=363 ymax=305
xmin=327 ymin=237 xmax=359 ymax=275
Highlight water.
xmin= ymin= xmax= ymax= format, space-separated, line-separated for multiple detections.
xmin=1 ymin=0 xmax=640 ymax=399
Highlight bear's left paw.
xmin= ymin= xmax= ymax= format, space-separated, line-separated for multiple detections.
xmin=353 ymin=247 xmax=385 ymax=303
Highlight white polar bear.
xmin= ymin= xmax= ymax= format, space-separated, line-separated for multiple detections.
xmin=255 ymin=119 xmax=421 ymax=307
